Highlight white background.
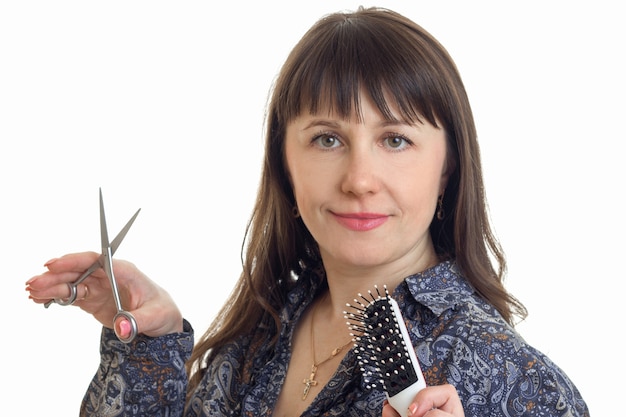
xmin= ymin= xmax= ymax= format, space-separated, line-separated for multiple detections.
xmin=1 ymin=1 xmax=622 ymax=415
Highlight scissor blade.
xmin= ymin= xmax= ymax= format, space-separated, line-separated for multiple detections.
xmin=100 ymin=188 xmax=141 ymax=253
xmin=100 ymin=188 xmax=110 ymax=249
xmin=110 ymin=208 xmax=141 ymax=254
xmin=84 ymin=206 xmax=140 ymax=272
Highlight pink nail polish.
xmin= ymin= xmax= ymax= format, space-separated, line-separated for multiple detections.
xmin=118 ymin=319 xmax=131 ymax=338
xmin=44 ymin=258 xmax=59 ymax=267
xmin=408 ymin=403 xmax=418 ymax=415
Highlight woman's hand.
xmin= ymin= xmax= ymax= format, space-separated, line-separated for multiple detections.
xmin=382 ymin=385 xmax=465 ymax=417
xmin=26 ymin=252 xmax=183 ymax=338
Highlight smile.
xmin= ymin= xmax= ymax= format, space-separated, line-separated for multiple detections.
xmin=331 ymin=212 xmax=389 ymax=232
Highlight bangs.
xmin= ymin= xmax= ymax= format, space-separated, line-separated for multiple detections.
xmin=274 ymin=10 xmax=448 ymax=127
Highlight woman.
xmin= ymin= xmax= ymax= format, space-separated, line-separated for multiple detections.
xmin=26 ymin=7 xmax=589 ymax=417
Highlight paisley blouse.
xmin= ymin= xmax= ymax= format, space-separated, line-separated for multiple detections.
xmin=80 ymin=261 xmax=589 ymax=416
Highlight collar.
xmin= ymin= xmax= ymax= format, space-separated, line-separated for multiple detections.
xmin=393 ymin=260 xmax=475 ymax=316
xmin=287 ymin=259 xmax=473 ymax=320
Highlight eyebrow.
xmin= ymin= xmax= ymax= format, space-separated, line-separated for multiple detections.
xmin=302 ymin=117 xmax=417 ymax=131
xmin=302 ymin=119 xmax=341 ymax=130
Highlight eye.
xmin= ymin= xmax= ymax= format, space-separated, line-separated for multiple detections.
xmin=312 ymin=132 xmax=342 ymax=149
xmin=383 ymin=134 xmax=412 ymax=150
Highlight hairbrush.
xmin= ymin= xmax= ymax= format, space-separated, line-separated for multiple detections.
xmin=345 ymin=285 xmax=426 ymax=417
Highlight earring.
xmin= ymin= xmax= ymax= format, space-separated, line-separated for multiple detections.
xmin=436 ymin=194 xmax=445 ymax=220
xmin=292 ymin=205 xmax=300 ymax=218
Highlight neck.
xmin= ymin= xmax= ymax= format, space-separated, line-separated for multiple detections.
xmin=319 ymin=251 xmax=440 ymax=317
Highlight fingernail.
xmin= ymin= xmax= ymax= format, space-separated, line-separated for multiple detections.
xmin=408 ymin=403 xmax=418 ymax=415
xmin=44 ymin=258 xmax=59 ymax=267
xmin=118 ymin=319 xmax=131 ymax=338
xmin=25 ymin=276 xmax=37 ymax=286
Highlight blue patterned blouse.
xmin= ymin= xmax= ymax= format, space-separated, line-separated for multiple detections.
xmin=80 ymin=261 xmax=589 ymax=416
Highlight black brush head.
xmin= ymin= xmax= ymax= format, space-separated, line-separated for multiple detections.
xmin=345 ymin=286 xmax=419 ymax=397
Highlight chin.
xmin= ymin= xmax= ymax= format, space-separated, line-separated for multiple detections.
xmin=333 ymin=251 xmax=392 ymax=269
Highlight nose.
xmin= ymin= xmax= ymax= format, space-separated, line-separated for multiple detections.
xmin=340 ymin=148 xmax=381 ymax=197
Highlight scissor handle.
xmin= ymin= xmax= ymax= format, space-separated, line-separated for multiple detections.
xmin=44 ymin=263 xmax=98 ymax=308
xmin=113 ymin=311 xmax=138 ymax=343
xmin=51 ymin=283 xmax=78 ymax=306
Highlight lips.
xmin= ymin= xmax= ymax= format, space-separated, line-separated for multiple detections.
xmin=332 ymin=212 xmax=389 ymax=231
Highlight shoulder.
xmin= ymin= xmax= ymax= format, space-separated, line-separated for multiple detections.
xmin=437 ymin=315 xmax=589 ymax=416
xmin=398 ymin=263 xmax=589 ymax=416
xmin=425 ymin=316 xmax=588 ymax=415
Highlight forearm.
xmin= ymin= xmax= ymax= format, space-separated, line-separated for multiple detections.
xmin=80 ymin=320 xmax=194 ymax=417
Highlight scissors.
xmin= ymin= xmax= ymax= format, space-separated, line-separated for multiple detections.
xmin=44 ymin=188 xmax=141 ymax=343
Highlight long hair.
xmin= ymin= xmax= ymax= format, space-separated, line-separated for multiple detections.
xmin=186 ymin=6 xmax=527 ymax=398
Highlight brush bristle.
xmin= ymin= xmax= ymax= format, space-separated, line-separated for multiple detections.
xmin=345 ymin=285 xmax=420 ymax=396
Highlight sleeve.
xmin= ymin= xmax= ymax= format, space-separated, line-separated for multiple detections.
xmin=80 ymin=319 xmax=194 ymax=417
xmin=497 ymin=347 xmax=590 ymax=417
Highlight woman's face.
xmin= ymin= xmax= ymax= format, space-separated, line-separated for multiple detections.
xmin=285 ymin=92 xmax=450 ymax=276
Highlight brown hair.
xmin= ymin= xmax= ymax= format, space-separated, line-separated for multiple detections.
xmin=186 ymin=6 xmax=527 ymax=398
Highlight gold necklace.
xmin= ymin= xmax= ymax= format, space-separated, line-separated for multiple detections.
xmin=301 ymin=298 xmax=353 ymax=401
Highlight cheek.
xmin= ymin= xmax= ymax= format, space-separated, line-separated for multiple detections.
xmin=289 ymin=168 xmax=324 ymax=211
xmin=285 ymin=150 xmax=314 ymax=209
xmin=284 ymin=142 xmax=298 ymax=194
xmin=285 ymin=142 xmax=325 ymax=200
xmin=395 ymin=161 xmax=447 ymax=210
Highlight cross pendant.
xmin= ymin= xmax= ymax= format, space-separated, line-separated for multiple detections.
xmin=302 ymin=365 xmax=319 ymax=400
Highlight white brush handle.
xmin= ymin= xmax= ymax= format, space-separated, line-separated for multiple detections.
xmin=387 ymin=379 xmax=427 ymax=417
xmin=387 ymin=298 xmax=427 ymax=417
